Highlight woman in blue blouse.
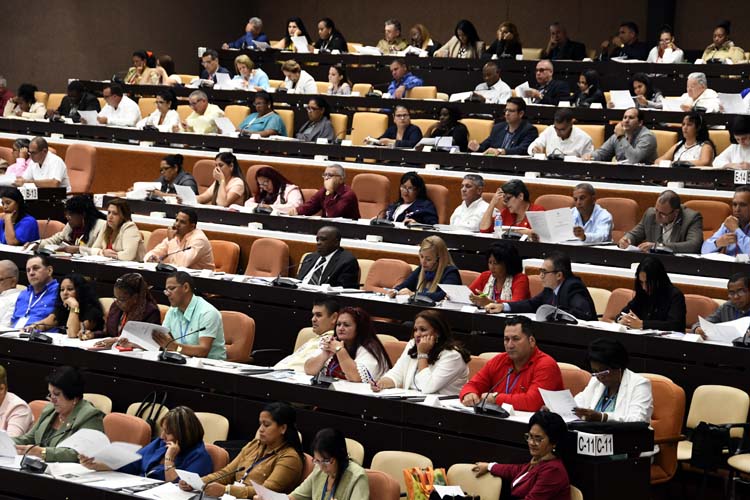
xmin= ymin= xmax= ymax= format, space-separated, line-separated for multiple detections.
xmin=81 ymin=406 xmax=212 ymax=481
xmin=238 ymin=92 xmax=287 ymax=137
xmin=390 ymin=236 xmax=461 ymax=302
xmin=0 ymin=186 xmax=39 ymax=245
xmin=385 ymin=171 xmax=438 ymax=225
xmin=232 ymin=55 xmax=270 ymax=91
xmin=376 ymin=105 xmax=422 ymax=148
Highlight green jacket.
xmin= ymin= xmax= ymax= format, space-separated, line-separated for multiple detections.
xmin=13 ymin=400 xmax=105 ymax=462
xmin=291 ymin=461 xmax=369 ymax=500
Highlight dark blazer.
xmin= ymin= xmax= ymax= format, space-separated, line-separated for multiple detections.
xmin=574 ymin=88 xmax=607 ymax=108
xmin=57 ymin=92 xmax=101 ymax=118
xmin=395 ymin=265 xmax=461 ymax=301
xmin=385 ymin=198 xmax=438 ymax=225
xmin=380 ymin=124 xmax=423 ymax=148
xmin=485 ymin=39 xmax=522 ymax=59
xmin=478 ymin=120 xmax=539 ymax=155
xmin=532 ymin=79 xmax=571 ymax=105
xmin=430 ymin=122 xmax=469 ymax=152
xmin=602 ymin=41 xmax=649 ymax=61
xmin=508 ymin=276 xmax=597 ymax=320
xmin=156 ymin=170 xmax=199 ymax=195
xmin=624 ymin=206 xmax=704 ymax=254
xmin=543 ymin=39 xmax=587 ymax=60
xmin=200 ymin=67 xmax=230 ymax=83
xmin=621 ymin=286 xmax=686 ymax=332
xmin=297 ymin=249 xmax=360 ymax=289
xmin=315 ymin=33 xmax=348 ymax=53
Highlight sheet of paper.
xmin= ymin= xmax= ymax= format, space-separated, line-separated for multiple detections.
xmin=609 ymin=90 xmax=636 ymax=110
xmin=252 ymin=480 xmax=289 ymax=500
xmin=58 ymin=429 xmax=111 ymax=456
xmin=136 ymin=481 xmax=196 ymax=500
xmin=291 ymin=36 xmax=310 ymax=53
xmin=90 ymin=471 xmax=161 ymax=490
xmin=699 ymin=316 xmax=750 ymax=344
xmin=0 ymin=456 xmax=23 ymax=469
xmin=0 ymin=431 xmax=17 ymax=458
xmin=214 ymin=117 xmax=237 ymax=136
xmin=94 ymin=442 xmax=141 ymax=469
xmin=448 ymin=91 xmax=473 ymax=102
xmin=176 ymin=469 xmax=204 ymax=491
xmin=433 ymin=485 xmax=466 ymax=497
xmin=79 ymin=110 xmax=99 ymax=126
xmin=662 ymin=98 xmax=683 ymax=112
xmin=439 ymin=284 xmax=474 ymax=304
xmin=539 ymin=389 xmax=579 ymax=422
xmin=514 ymin=81 xmax=531 ymax=99
xmin=526 ymin=208 xmax=575 ymax=243
xmin=174 ymin=185 xmax=197 ymax=206
xmin=120 ymin=321 xmax=169 ymax=351
xmin=718 ymin=93 xmax=746 ymax=115
xmin=214 ymin=72 xmax=232 ymax=89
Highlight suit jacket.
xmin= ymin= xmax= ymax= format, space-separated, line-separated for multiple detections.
xmin=478 ymin=120 xmax=539 ymax=155
xmin=57 ymin=92 xmax=101 ymax=118
xmin=621 ymin=286 xmax=686 ymax=332
xmin=385 ymin=198 xmax=438 ymax=224
xmin=532 ymin=79 xmax=571 ymax=105
xmin=574 ymin=368 xmax=653 ymax=423
xmin=297 ymin=249 xmax=359 ymax=289
xmin=508 ymin=276 xmax=597 ymax=320
xmin=200 ymin=67 xmax=230 ymax=83
xmin=625 ymin=206 xmax=704 ymax=254
xmin=543 ymin=39 xmax=587 ymax=60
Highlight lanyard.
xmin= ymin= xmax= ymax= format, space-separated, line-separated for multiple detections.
xmin=240 ymin=450 xmax=276 ymax=481
xmin=25 ymin=286 xmax=49 ymax=316
xmin=321 ymin=479 xmax=335 ymax=500
xmin=504 ymin=368 xmax=522 ymax=394
xmin=179 ymin=316 xmax=191 ymax=339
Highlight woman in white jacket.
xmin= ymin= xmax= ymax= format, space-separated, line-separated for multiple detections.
xmin=573 ymin=338 xmax=653 ymax=423
xmin=136 ymin=89 xmax=181 ymax=133
xmin=373 ymin=310 xmax=470 ymax=395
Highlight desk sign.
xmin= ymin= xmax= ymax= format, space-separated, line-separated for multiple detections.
xmin=20 ymin=183 xmax=38 ymax=200
xmin=576 ymin=431 xmax=614 ymax=456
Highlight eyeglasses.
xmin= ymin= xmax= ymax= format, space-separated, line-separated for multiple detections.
xmin=305 ymin=105 xmax=321 ymax=111
xmin=503 ymin=108 xmax=518 ymax=114
xmin=524 ymin=433 xmax=546 ymax=444
xmin=163 ymin=285 xmax=180 ymax=295
xmin=728 ymin=288 xmax=749 ymax=298
xmin=536 ymin=68 xmax=551 ymax=72
xmin=322 ymin=173 xmax=341 ymax=179
xmin=654 ymin=208 xmax=677 ymax=217
xmin=46 ymin=392 xmax=63 ymax=401
xmin=312 ymin=458 xmax=333 ymax=466
xmin=591 ymin=369 xmax=611 ymax=377
xmin=155 ymin=100 xmax=167 ymax=105
xmin=400 ymin=185 xmax=416 ymax=192
xmin=159 ymin=166 xmax=175 ymax=173
xmin=538 ymin=269 xmax=561 ymax=277
xmin=394 ymin=113 xmax=410 ymax=118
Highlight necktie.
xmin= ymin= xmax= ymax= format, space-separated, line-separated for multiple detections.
xmin=309 ymin=257 xmax=327 ymax=285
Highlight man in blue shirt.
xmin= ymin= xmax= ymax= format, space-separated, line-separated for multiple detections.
xmin=222 ymin=17 xmax=269 ymax=50
xmin=10 ymin=254 xmax=58 ymax=329
xmin=702 ymin=185 xmax=750 ymax=256
xmin=387 ymin=59 xmax=423 ymax=99
xmin=571 ymin=183 xmax=613 ymax=243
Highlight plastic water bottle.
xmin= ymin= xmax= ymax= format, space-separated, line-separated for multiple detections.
xmin=494 ymin=216 xmax=502 ymax=237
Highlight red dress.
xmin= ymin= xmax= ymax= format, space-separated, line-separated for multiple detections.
xmin=481 ymin=203 xmax=546 ymax=233
xmin=468 ymin=271 xmax=530 ymax=303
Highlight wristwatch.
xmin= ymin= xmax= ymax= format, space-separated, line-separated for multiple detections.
xmin=417 ymin=353 xmax=429 ymax=359
xmin=334 ymin=345 xmax=343 ymax=353
xmin=176 ymin=345 xmax=183 ymax=353
xmin=41 ymin=448 xmax=46 ymax=461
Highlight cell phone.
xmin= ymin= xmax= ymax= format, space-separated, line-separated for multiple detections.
xmin=115 ymin=345 xmax=133 ymax=352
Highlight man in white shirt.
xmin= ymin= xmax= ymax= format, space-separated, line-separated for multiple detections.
xmin=449 ymin=174 xmax=489 ymax=230
xmin=714 ymin=115 xmax=750 ymax=169
xmin=471 ymin=62 xmax=511 ymax=104
xmin=570 ymin=183 xmax=613 ymax=243
xmin=274 ymin=298 xmax=340 ymax=371
xmin=680 ymin=72 xmax=721 ymax=113
xmin=16 ymin=137 xmax=70 ymax=192
xmin=182 ymin=90 xmax=225 ymax=134
xmin=528 ymin=108 xmax=594 ymax=158
xmin=0 ymin=260 xmax=21 ymax=328
xmin=96 ymin=83 xmax=141 ymax=127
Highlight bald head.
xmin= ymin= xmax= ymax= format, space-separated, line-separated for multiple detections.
xmin=0 ymin=260 xmax=19 ymax=293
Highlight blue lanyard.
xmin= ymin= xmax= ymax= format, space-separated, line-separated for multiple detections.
xmin=240 ymin=450 xmax=276 ymax=481
xmin=321 ymin=479 xmax=335 ymax=500
xmin=504 ymin=368 xmax=522 ymax=394
xmin=24 ymin=286 xmax=49 ymax=316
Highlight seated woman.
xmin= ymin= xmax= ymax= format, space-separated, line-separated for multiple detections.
xmin=0 ymin=186 xmax=40 ymax=245
xmin=196 ymin=152 xmax=250 ymax=207
xmin=654 ymin=111 xmax=716 ymax=166
xmin=137 ymin=88 xmax=180 ymax=132
xmin=238 ymin=92 xmax=287 ymax=137
xmin=373 ymin=310 xmax=470 ymax=395
xmin=468 ymin=241 xmax=530 ymax=307
xmin=24 ymin=273 xmax=104 ymax=338
xmin=375 ymin=105 xmax=422 ymax=148
xmin=93 ymin=272 xmax=161 ymax=346
xmin=281 ymin=60 xmax=317 ymax=94
xmin=385 ymin=171 xmax=438 ymax=225
xmin=484 ymin=22 xmax=522 ymax=59
xmin=574 ymin=69 xmax=607 ymax=108
xmin=701 ymin=21 xmax=745 ymax=64
xmin=573 ymin=338 xmax=653 ymax=423
xmin=151 ymin=154 xmax=199 ymax=197
xmin=314 ymin=18 xmax=348 ymax=53
xmin=296 ymin=97 xmax=336 ymax=143
xmin=617 ymin=256 xmax=686 ymax=332
xmin=390 ymin=236 xmax=461 ymax=302
xmin=81 ymin=406 xmax=212 ymax=481
xmin=479 ymin=179 xmax=545 ymax=233
xmin=291 ymin=428 xmax=369 ymax=500
xmin=2 ymin=83 xmax=46 ymax=119
xmin=409 ymin=24 xmax=441 ymax=56
xmin=304 ymin=306 xmax=391 ymax=382
xmin=2 ymin=138 xmax=31 ymax=178
xmin=609 ymin=73 xmax=662 ymax=110
xmin=647 ymin=26 xmax=684 ymax=63
xmin=327 ymin=64 xmax=351 ymax=96
xmin=154 ymin=54 xmax=181 ymax=86
xmin=13 ymin=366 xmax=105 ymax=462
xmin=244 ymin=166 xmax=303 ymax=214
xmin=232 ymin=54 xmax=270 ymax=91
xmin=124 ymin=50 xmax=160 ymax=85
xmin=434 ymin=20 xmax=484 ymax=59
xmin=473 ymin=411 xmax=570 ymax=498
xmin=273 ymin=17 xmax=313 ymax=52
xmin=424 ymin=106 xmax=469 ymax=152
xmin=83 ymin=198 xmax=145 ymax=261
xmin=180 ymin=402 xmax=305 ymax=498
xmin=39 ymin=195 xmax=107 ymax=253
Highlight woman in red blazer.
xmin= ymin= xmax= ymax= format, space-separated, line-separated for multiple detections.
xmin=468 ymin=241 xmax=530 ymax=306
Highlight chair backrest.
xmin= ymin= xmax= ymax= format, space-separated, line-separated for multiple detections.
xmin=478 ymin=352 xmax=501 ymax=360
xmin=29 ymin=400 xmax=49 ymax=422
xmin=205 ymin=443 xmax=230 ymax=472
xmin=447 ymin=463 xmax=502 ymax=500
xmin=210 ymin=240 xmax=240 ymax=274
xmin=146 ymin=228 xmax=168 ymax=252
xmin=315 ymin=81 xmax=329 ymax=94
xmin=125 ymin=402 xmax=170 ymax=435
xmin=139 ymin=230 xmax=152 ymax=248
xmin=411 ymin=119 xmax=439 ymax=136
xmin=34 ymin=91 xmax=49 ymax=107
xmin=459 ymin=270 xmax=480 ymax=287
xmin=275 ymin=109 xmax=294 ymax=137
xmin=64 ymin=143 xmax=97 ymax=193
xmin=377 ymin=334 xmax=400 ymax=344
xmin=103 ymin=412 xmax=151 ymax=447
xmin=364 ymin=259 xmax=413 ymax=293
xmin=176 ymin=74 xmax=198 ymax=85
xmin=684 ymin=200 xmax=731 ymax=240
xmin=366 ymin=469 xmax=401 ymax=500
xmin=570 ymin=485 xmax=584 ymax=500
xmin=195 ymin=412 xmax=230 ymax=444
xmin=38 ymin=219 xmax=65 ymax=239
xmin=425 ymin=184 xmax=450 ymax=224
xmin=522 ymin=47 xmax=544 ymax=59
xmin=653 ymin=130 xmax=679 ymax=158
xmin=534 ymin=194 xmax=574 ymax=211
xmin=191 ymin=159 xmax=216 ymax=194
xmin=294 ymin=327 xmax=317 ymax=351
xmin=350 ymin=112 xmax=388 ymax=145
xmin=357 ymin=259 xmax=374 ymax=287
xmin=406 ymin=86 xmax=438 ymax=99
xmin=557 ymin=362 xmax=591 ymax=396
xmin=684 ymin=294 xmax=719 ymax=332
xmin=534 ymin=124 xmax=548 ymax=135
xmin=459 ymin=118 xmax=493 ymax=143
xmin=370 ymin=450 xmax=433 ymax=495
xmin=576 ymin=125 xmax=606 ymax=149
xmin=46 ymin=93 xmax=65 ymax=112
xmin=158 ymin=304 xmax=169 ymax=322
xmin=243 ymin=164 xmax=269 ymax=197
xmin=176 ymin=104 xmax=192 ymax=122
xmin=351 ymin=173 xmax=390 ymax=219
xmin=301 ymin=188 xmax=319 ymax=204
xmin=709 ymin=130 xmax=731 ymax=155
xmin=602 ymin=288 xmax=635 ymax=322
xmin=642 ymin=373 xmax=685 ymax=484
xmin=138 ymin=97 xmax=157 ymax=118
xmin=528 ymin=274 xmax=543 ymax=296
xmin=383 ymin=340 xmax=408 ymax=365
xmin=0 ymin=146 xmax=13 ymax=165
xmin=99 ymin=297 xmax=114 ymax=317
xmin=686 ymin=385 xmax=750 ymax=439
xmin=597 ymin=198 xmax=639 ymax=242
xmin=587 ymin=287 xmax=612 ymax=317
xmin=268 ymin=79 xmax=284 ymax=89
xmin=345 ymin=437 xmax=365 ymax=465
xmin=468 ymin=356 xmax=488 ymax=378
xmin=352 ymin=83 xmax=373 ymax=96
xmin=330 ymin=113 xmax=348 ymax=141
xmin=302 ymin=453 xmax=315 ymax=479
xmin=244 ymin=238 xmax=290 ymax=276
xmin=224 ymin=105 xmax=251 ymax=128
xmin=220 ymin=310 xmax=255 ymax=363
xmin=84 ymin=393 xmax=113 ymax=414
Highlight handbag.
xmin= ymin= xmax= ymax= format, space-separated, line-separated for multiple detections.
xmin=403 ymin=467 xmax=447 ymax=500
xmin=690 ymin=421 xmax=731 ymax=470
xmin=134 ymin=391 xmax=168 ymax=438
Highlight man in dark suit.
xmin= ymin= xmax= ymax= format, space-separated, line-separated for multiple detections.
xmin=501 ymin=251 xmax=597 ymax=320
xmin=541 ymin=22 xmax=587 ymax=60
xmin=47 ymin=81 xmax=100 ymax=121
xmin=468 ymin=97 xmax=538 ymax=156
xmin=199 ymin=49 xmax=230 ymax=84
xmin=297 ymin=226 xmax=359 ymax=289
xmin=524 ymin=60 xmax=570 ymax=105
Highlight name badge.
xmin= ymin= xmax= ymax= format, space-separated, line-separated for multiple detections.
xmin=14 ymin=317 xmax=29 ymax=329
xmin=576 ymin=431 xmax=613 ymax=456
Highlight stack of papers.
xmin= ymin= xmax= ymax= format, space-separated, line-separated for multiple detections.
xmin=119 ymin=321 xmax=170 ymax=352
xmin=699 ymin=316 xmax=750 ymax=344
xmin=59 ymin=429 xmax=141 ymax=469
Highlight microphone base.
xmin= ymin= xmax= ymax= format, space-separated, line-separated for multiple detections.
xmin=733 ymin=336 xmax=750 ymax=348
xmin=370 ymin=218 xmax=395 ymax=227
xmin=501 ymin=232 xmax=524 ymax=240
xmin=20 ymin=456 xmax=47 ymax=474
xmin=155 ymin=263 xmax=178 ymax=273
xmin=310 ymin=374 xmax=337 ymax=388
xmin=545 ymin=313 xmax=578 ymax=325
xmin=160 ymin=351 xmax=187 ymax=364
xmin=28 ymin=331 xmax=53 ymax=344
xmin=473 ymin=403 xmax=510 ymax=418
xmin=272 ymin=277 xmax=298 ymax=289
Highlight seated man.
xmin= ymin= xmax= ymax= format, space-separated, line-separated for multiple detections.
xmin=47 ymin=81 xmax=100 ymax=121
xmin=199 ymin=49 xmax=230 ymax=84
xmin=618 ymin=190 xmax=703 ymax=253
xmin=450 ymin=174 xmax=489 ymax=231
xmin=387 ymin=59 xmax=423 ymax=99
xmin=376 ymin=19 xmax=408 ymax=54
xmin=144 ymin=209 xmax=215 ymax=270
xmin=459 ymin=316 xmax=563 ymax=412
xmin=702 ymin=185 xmax=750 ymax=256
xmin=0 ymin=260 xmax=21 ymax=328
xmin=10 ymin=254 xmax=59 ymax=329
xmin=288 ymin=164 xmax=360 ymax=219
xmin=521 ymin=60 xmax=570 ymax=106
xmin=152 ymin=272 xmax=226 ymax=360
xmin=0 ymin=365 xmax=33 ymax=437
xmin=96 ymin=83 xmax=141 ymax=127
xmin=16 ymin=137 xmax=70 ymax=192
xmin=222 ymin=17 xmax=269 ymax=49
xmin=297 ymin=226 xmax=359 ymax=289
xmin=528 ymin=108 xmax=594 ymax=158
xmin=468 ymin=97 xmax=538 ymax=156
xmin=693 ymin=272 xmax=750 ymax=337
xmin=590 ymin=107 xmax=657 ymax=164
xmin=570 ymin=183 xmax=613 ymax=243
xmin=599 ymin=21 xmax=649 ymax=61
xmin=541 ymin=22 xmax=586 ymax=60
xmin=471 ymin=62 xmax=511 ymax=104
xmin=182 ymin=90 xmax=225 ymax=134
xmin=274 ymin=298 xmax=339 ymax=371
xmin=490 ymin=251 xmax=597 ymax=320
xmin=680 ymin=73 xmax=721 ymax=113
xmin=713 ymin=115 xmax=750 ymax=169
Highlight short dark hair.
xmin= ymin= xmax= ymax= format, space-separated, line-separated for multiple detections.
xmin=501 ymin=179 xmax=530 ymax=202
xmin=657 ymin=190 xmax=681 ymax=210
xmin=504 ymin=315 xmax=534 ymax=337
xmin=319 ymin=225 xmax=341 ymax=242
xmin=202 ymin=49 xmax=219 ymax=60
xmin=630 ymin=73 xmax=658 ymax=100
xmin=47 ymin=366 xmax=85 ymax=400
xmin=587 ymin=337 xmax=629 ymax=370
xmin=731 ymin=115 xmax=750 ymax=137
xmin=28 ymin=253 xmax=52 ymax=268
xmin=308 ymin=95 xmax=331 ymax=119
xmin=620 ymin=21 xmax=639 ymax=35
xmin=16 ymin=83 xmax=37 ymax=104
xmin=486 ymin=241 xmax=523 ymax=276
xmin=312 ymin=297 xmax=340 ymax=315
xmin=626 ymin=107 xmax=645 ymax=122
xmin=104 ymin=83 xmax=124 ymax=96
xmin=553 ymin=108 xmax=574 ymax=123
xmin=178 ymin=208 xmax=198 ymax=226
xmin=581 ymin=69 xmax=600 ymax=91
xmin=168 ymin=271 xmax=195 ymax=292
xmin=163 ymin=154 xmax=184 ymax=170
xmin=0 ymin=186 xmax=30 ymax=220
xmin=728 ymin=272 xmax=750 ymax=289
xmin=399 ymin=171 xmax=428 ymax=201
xmin=528 ymin=410 xmax=568 ymax=452
xmin=157 ymin=88 xmax=178 ymax=110
xmin=505 ymin=96 xmax=527 ymax=114
xmin=67 ymin=81 xmax=85 ymax=93
xmin=385 ymin=19 xmax=402 ymax=32
xmin=252 ymin=90 xmax=273 ymax=107
xmin=391 ymin=58 xmax=407 ymax=69
xmin=160 ymin=406 xmax=204 ymax=451
xmin=546 ymin=251 xmax=573 ymax=279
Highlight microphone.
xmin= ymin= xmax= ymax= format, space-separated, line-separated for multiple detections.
xmin=474 ymin=370 xmax=510 ymax=418
xmin=501 ymin=222 xmax=523 ymax=240
xmin=155 ymin=246 xmax=192 ymax=273
xmin=370 ymin=207 xmax=394 ymax=227
xmin=25 ymin=218 xmax=52 ymax=254
xmin=546 ymin=148 xmax=565 ymax=161
xmin=159 ymin=327 xmax=207 ymax=364
xmin=197 ymin=466 xmax=246 ymax=500
xmin=545 ymin=301 xmax=578 ymax=325
xmin=272 ymin=263 xmax=302 ymax=288
xmin=20 ymin=445 xmax=47 ymax=474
